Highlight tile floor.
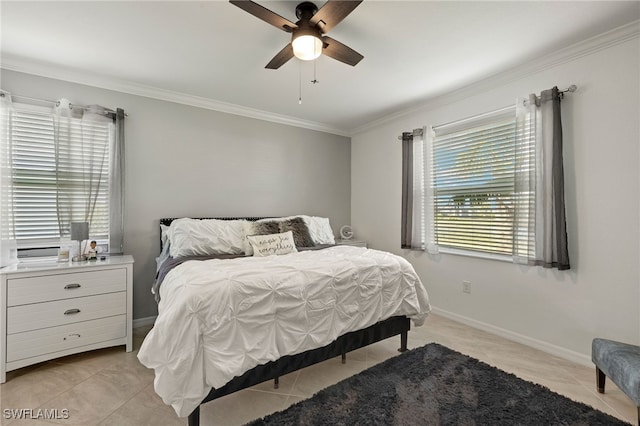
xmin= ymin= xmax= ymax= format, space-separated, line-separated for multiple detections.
xmin=1 ymin=314 xmax=636 ymax=425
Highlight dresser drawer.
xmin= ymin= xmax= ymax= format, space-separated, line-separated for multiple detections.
xmin=7 ymin=269 xmax=126 ymax=306
xmin=7 ymin=315 xmax=126 ymax=363
xmin=7 ymin=292 xmax=126 ymax=334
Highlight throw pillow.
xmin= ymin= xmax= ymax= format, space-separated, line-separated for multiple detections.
xmin=279 ymin=217 xmax=315 ymax=247
xmin=247 ymin=231 xmax=297 ymax=257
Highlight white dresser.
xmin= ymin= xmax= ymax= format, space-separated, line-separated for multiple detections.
xmin=0 ymin=255 xmax=134 ymax=383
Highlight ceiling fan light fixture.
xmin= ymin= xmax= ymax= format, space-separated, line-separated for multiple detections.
xmin=292 ymin=34 xmax=322 ymax=61
xmin=230 ymin=0 xmax=364 ymax=69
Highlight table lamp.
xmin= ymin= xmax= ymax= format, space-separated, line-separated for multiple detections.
xmin=70 ymin=221 xmax=89 ymax=262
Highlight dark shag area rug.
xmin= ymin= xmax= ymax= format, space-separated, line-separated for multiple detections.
xmin=247 ymin=343 xmax=630 ymax=426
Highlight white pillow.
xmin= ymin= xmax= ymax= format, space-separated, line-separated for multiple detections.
xmin=243 ymin=221 xmax=255 ymax=256
xmin=247 ymin=231 xmax=297 ymax=257
xmin=168 ymin=218 xmax=247 ymax=258
xmin=304 ymin=216 xmax=335 ymax=245
xmin=156 ymin=224 xmax=171 ymax=272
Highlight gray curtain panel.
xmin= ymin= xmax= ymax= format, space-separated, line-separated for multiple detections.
xmin=401 ymin=132 xmax=413 ymax=249
xmin=543 ymin=87 xmax=570 ymax=270
xmin=0 ymin=93 xmax=15 ymax=243
xmin=513 ymin=86 xmax=570 ymax=270
xmin=53 ymin=101 xmax=110 ymax=236
xmin=109 ymin=108 xmax=126 ymax=254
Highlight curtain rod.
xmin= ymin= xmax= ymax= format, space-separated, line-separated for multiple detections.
xmin=560 ymin=84 xmax=578 ymax=94
xmin=397 ymin=84 xmax=577 ymax=140
xmin=0 ymin=90 xmax=128 ymax=117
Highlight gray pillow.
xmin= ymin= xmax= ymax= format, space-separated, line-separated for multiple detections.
xmin=252 ymin=221 xmax=280 ymax=235
xmin=279 ymin=217 xmax=315 ymax=248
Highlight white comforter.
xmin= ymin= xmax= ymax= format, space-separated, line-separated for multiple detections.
xmin=137 ymin=246 xmax=431 ymax=417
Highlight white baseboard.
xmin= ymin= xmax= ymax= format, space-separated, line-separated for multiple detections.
xmin=133 ymin=315 xmax=157 ymax=328
xmin=431 ymin=307 xmax=593 ymax=367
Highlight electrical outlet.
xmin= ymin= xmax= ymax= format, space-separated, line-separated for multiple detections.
xmin=462 ymin=280 xmax=471 ymax=294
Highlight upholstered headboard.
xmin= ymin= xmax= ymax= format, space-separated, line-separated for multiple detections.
xmin=159 ymin=217 xmax=265 ymax=227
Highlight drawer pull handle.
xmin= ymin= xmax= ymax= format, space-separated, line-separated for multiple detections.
xmin=64 ymin=283 xmax=81 ymax=289
xmin=63 ymin=333 xmax=81 ymax=340
xmin=64 ymin=308 xmax=81 ymax=315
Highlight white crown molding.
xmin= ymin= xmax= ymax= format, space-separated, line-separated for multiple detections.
xmin=2 ymin=20 xmax=637 ymax=138
xmin=350 ymin=19 xmax=640 ymax=136
xmin=0 ymin=56 xmax=350 ymax=137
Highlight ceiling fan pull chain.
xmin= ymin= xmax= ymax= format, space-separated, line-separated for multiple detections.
xmin=311 ymin=60 xmax=319 ymax=85
xmin=298 ymin=60 xmax=303 ymax=105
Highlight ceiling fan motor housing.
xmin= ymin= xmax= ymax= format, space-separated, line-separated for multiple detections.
xmin=292 ymin=1 xmax=323 ymax=59
xmin=294 ymin=2 xmax=322 ymax=41
xmin=296 ymin=2 xmax=319 ymax=20
xmin=293 ymin=20 xmax=322 ymax=42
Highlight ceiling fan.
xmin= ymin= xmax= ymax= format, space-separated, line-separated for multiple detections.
xmin=229 ymin=0 xmax=364 ymax=69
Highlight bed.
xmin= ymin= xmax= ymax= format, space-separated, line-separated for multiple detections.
xmin=137 ymin=216 xmax=431 ymax=426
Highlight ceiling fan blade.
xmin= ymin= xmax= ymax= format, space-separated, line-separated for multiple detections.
xmin=322 ymin=36 xmax=363 ymax=66
xmin=229 ymin=0 xmax=297 ymax=32
xmin=310 ymin=0 xmax=363 ymax=33
xmin=265 ymin=43 xmax=295 ymax=69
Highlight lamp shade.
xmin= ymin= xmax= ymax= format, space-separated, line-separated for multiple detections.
xmin=70 ymin=222 xmax=89 ymax=241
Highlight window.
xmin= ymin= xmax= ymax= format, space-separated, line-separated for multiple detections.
xmin=10 ymin=104 xmax=111 ymax=248
xmin=428 ymin=108 xmax=520 ymax=256
xmin=414 ymin=87 xmax=569 ymax=268
xmin=0 ymin=97 xmax=124 ymax=254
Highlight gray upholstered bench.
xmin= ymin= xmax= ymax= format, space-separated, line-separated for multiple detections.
xmin=592 ymin=338 xmax=640 ymax=425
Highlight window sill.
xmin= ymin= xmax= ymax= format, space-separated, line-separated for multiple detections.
xmin=437 ymin=247 xmax=512 ymax=263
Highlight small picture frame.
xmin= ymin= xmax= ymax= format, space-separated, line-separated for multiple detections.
xmin=85 ymin=240 xmax=99 ymax=260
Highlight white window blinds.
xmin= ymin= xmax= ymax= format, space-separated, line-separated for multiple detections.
xmin=430 ymin=108 xmax=517 ymax=256
xmin=9 ymin=103 xmax=112 ymax=248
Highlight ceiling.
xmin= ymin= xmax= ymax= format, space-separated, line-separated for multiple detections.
xmin=1 ymin=1 xmax=639 ymax=135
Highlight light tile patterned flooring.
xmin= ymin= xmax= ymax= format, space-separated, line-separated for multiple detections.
xmin=1 ymin=314 xmax=636 ymax=425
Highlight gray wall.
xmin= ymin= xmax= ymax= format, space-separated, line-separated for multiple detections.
xmin=351 ymin=36 xmax=640 ymax=361
xmin=1 ymin=69 xmax=351 ymax=320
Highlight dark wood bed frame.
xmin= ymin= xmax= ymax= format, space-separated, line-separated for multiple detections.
xmin=158 ymin=217 xmax=411 ymax=426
